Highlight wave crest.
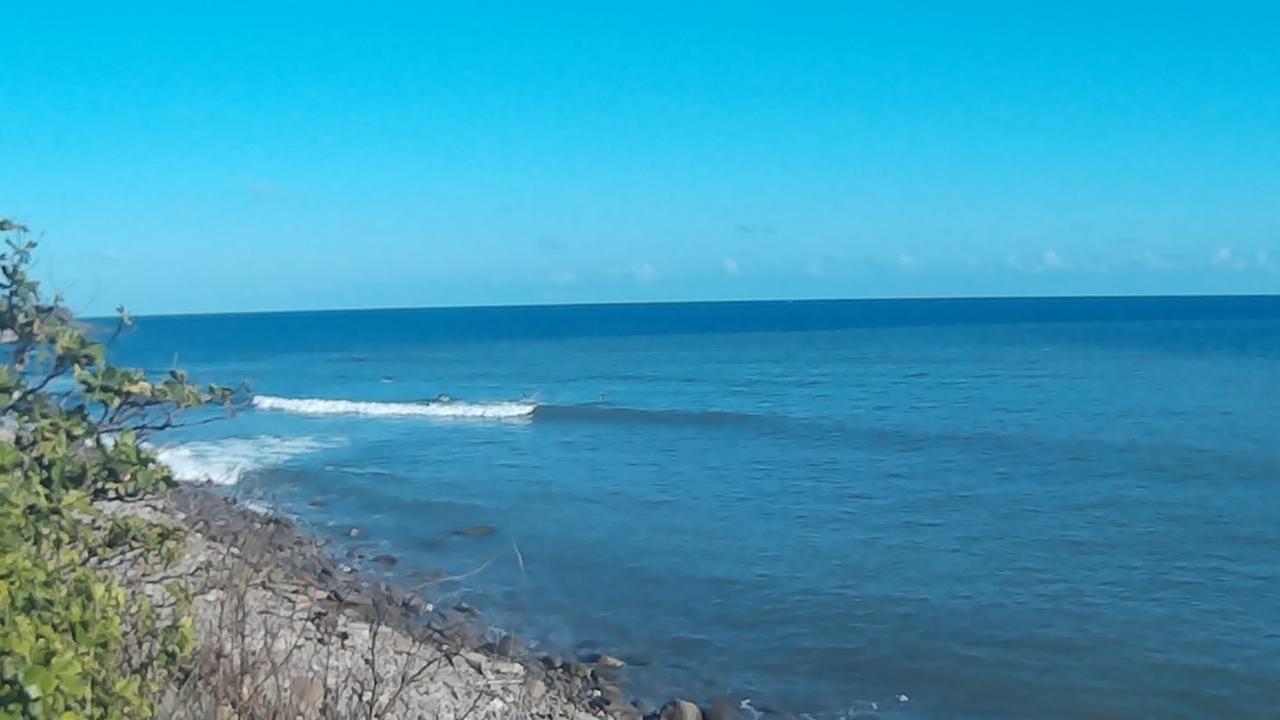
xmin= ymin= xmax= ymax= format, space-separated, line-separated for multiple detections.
xmin=252 ymin=394 xmax=536 ymax=419
xmin=156 ymin=436 xmax=332 ymax=486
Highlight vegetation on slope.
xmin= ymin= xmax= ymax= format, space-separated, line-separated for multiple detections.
xmin=0 ymin=218 xmax=241 ymax=718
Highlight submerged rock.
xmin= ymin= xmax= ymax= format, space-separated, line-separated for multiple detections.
xmin=659 ymin=700 xmax=703 ymax=720
xmin=371 ymin=554 xmax=398 ymax=567
xmin=703 ymin=698 xmax=745 ymax=720
xmin=594 ymin=653 xmax=626 ymax=669
xmin=496 ymin=634 xmax=518 ymax=656
xmin=453 ymin=524 xmax=496 ymax=538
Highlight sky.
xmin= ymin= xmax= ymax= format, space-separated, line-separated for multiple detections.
xmin=2 ymin=2 xmax=1278 ymax=315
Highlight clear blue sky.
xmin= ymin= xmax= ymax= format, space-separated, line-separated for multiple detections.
xmin=2 ymin=2 xmax=1277 ymax=315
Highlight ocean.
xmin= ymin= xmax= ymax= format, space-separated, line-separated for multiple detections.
xmin=107 ymin=296 xmax=1279 ymax=719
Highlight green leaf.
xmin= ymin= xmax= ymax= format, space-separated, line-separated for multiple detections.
xmin=22 ymin=665 xmax=55 ymax=699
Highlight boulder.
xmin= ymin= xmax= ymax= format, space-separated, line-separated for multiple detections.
xmin=659 ymin=700 xmax=703 ymax=720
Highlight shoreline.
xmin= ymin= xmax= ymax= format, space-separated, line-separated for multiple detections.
xmin=99 ymin=483 xmax=734 ymax=720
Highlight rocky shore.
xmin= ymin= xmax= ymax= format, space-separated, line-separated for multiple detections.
xmin=97 ymin=485 xmax=745 ymax=720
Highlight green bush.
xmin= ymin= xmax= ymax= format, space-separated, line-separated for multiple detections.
xmin=0 ymin=220 xmax=240 ymax=718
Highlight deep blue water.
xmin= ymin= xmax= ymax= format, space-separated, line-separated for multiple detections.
xmin=109 ymin=297 xmax=1280 ymax=719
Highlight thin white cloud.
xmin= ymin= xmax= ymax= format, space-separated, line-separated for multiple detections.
xmin=1212 ymin=247 xmax=1249 ymax=271
xmin=722 ymin=257 xmax=740 ymax=275
xmin=631 ymin=261 xmax=657 ymax=283
xmin=1041 ymin=249 xmax=1066 ymax=270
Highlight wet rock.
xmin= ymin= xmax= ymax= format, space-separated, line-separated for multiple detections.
xmin=496 ymin=634 xmax=518 ymax=656
xmin=610 ymin=706 xmax=643 ymax=720
xmin=372 ymin=553 xmax=398 ymax=567
xmin=568 ymin=661 xmax=592 ymax=678
xmin=307 ymin=499 xmax=327 ymax=509
xmin=453 ymin=601 xmax=480 ymax=616
xmin=401 ymin=594 xmax=428 ymax=616
xmin=347 ymin=527 xmax=360 ymax=538
xmin=332 ymin=589 xmax=372 ymax=607
xmin=703 ymin=699 xmax=745 ymax=720
xmin=453 ymin=524 xmax=496 ymax=538
xmin=659 ymin=700 xmax=703 ymax=720
xmin=541 ymin=655 xmax=564 ymax=670
xmin=595 ymin=653 xmax=626 ymax=669
xmin=599 ymin=684 xmax=625 ymax=704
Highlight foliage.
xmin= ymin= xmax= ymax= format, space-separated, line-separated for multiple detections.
xmin=0 ymin=221 xmax=241 ymax=718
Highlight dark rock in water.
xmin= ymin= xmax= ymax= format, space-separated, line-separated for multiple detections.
xmin=609 ymin=706 xmax=643 ymax=720
xmin=703 ymin=699 xmax=745 ymax=720
xmin=540 ymin=655 xmax=564 ymax=670
xmin=567 ymin=661 xmax=591 ymax=678
xmin=593 ymin=653 xmax=626 ymax=669
xmin=599 ymin=684 xmax=625 ymax=704
xmin=401 ymin=594 xmax=428 ymax=616
xmin=372 ymin=554 xmax=398 ymax=566
xmin=453 ymin=601 xmax=479 ymax=616
xmin=659 ymin=700 xmax=703 ymax=720
xmin=496 ymin=634 xmax=518 ymax=656
xmin=453 ymin=524 xmax=496 ymax=538
xmin=307 ymin=499 xmax=327 ymax=509
xmin=592 ymin=666 xmax=622 ymax=684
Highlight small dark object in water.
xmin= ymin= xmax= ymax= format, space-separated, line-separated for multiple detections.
xmin=308 ymin=499 xmax=327 ymax=509
xmin=453 ymin=524 xmax=495 ymax=538
xmin=372 ymin=553 xmax=398 ymax=566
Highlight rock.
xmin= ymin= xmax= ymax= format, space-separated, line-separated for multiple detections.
xmin=568 ymin=661 xmax=592 ymax=678
xmin=453 ymin=601 xmax=479 ymax=616
xmin=332 ymin=589 xmax=372 ymax=607
xmin=489 ymin=659 xmax=525 ymax=676
xmin=453 ymin=524 xmax=496 ymax=538
xmin=595 ymin=653 xmax=626 ymax=669
xmin=526 ymin=678 xmax=548 ymax=701
xmin=703 ymin=699 xmax=744 ymax=720
xmin=460 ymin=651 xmax=487 ymax=674
xmin=609 ymin=706 xmax=643 ymax=720
xmin=347 ymin=527 xmax=360 ymax=538
xmin=541 ymin=654 xmax=564 ymax=670
xmin=659 ymin=700 xmax=703 ymax=720
xmin=401 ymin=594 xmax=428 ymax=616
xmin=496 ymin=634 xmax=518 ymax=656
xmin=600 ymin=684 xmax=625 ymax=704
xmin=290 ymin=677 xmax=325 ymax=719
xmin=372 ymin=553 xmax=398 ymax=566
xmin=307 ymin=499 xmax=327 ymax=509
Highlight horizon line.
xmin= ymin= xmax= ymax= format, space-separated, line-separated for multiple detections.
xmin=82 ymin=291 xmax=1280 ymax=322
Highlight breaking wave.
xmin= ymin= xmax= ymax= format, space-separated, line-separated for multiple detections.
xmin=155 ymin=436 xmax=333 ymax=486
xmin=252 ymin=394 xmax=536 ymax=419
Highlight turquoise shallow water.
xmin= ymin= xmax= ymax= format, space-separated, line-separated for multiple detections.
xmin=109 ymin=297 xmax=1280 ymax=719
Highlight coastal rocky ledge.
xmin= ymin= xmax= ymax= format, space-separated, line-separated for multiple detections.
xmin=95 ymin=485 xmax=743 ymax=720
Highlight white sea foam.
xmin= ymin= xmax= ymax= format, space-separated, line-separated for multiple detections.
xmin=155 ymin=436 xmax=332 ymax=486
xmin=251 ymin=394 xmax=536 ymax=419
